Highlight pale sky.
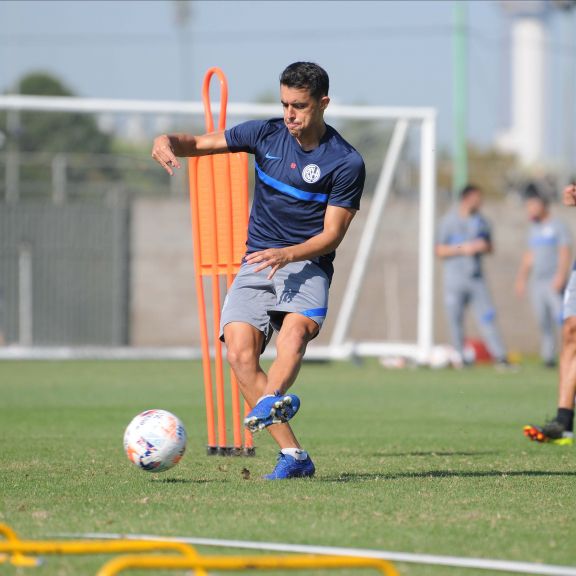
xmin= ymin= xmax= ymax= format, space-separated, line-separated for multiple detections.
xmin=0 ymin=1 xmax=574 ymax=157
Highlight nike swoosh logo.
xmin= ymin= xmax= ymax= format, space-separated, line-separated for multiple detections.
xmin=265 ymin=152 xmax=282 ymax=160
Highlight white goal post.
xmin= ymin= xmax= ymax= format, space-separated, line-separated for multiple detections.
xmin=0 ymin=95 xmax=437 ymax=363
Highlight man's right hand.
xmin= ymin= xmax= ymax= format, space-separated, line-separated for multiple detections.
xmin=563 ymin=183 xmax=576 ymax=207
xmin=461 ymin=238 xmax=489 ymax=256
xmin=152 ymin=135 xmax=181 ymax=176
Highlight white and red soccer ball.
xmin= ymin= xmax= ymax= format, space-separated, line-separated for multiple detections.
xmin=123 ymin=409 xmax=187 ymax=473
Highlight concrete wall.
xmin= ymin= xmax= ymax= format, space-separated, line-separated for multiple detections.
xmin=130 ymin=196 xmax=575 ymax=355
xmin=130 ymin=199 xmax=198 ymax=346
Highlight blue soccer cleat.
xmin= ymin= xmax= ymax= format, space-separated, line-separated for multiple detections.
xmin=244 ymin=393 xmax=300 ymax=433
xmin=264 ymin=452 xmax=315 ymax=480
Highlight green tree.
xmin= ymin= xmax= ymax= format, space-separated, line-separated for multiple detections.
xmin=1 ymin=72 xmax=117 ymax=199
xmin=437 ymin=145 xmax=519 ymax=201
xmin=4 ymin=72 xmax=112 ymax=155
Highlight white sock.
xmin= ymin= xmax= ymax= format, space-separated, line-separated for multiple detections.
xmin=256 ymin=394 xmax=275 ymax=404
xmin=281 ymin=448 xmax=308 ymax=461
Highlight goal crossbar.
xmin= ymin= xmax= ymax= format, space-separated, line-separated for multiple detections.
xmin=0 ymin=95 xmax=435 ymax=121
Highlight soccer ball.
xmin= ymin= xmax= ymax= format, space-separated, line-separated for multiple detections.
xmin=123 ymin=409 xmax=187 ymax=473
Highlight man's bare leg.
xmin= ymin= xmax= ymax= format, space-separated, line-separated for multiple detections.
xmin=223 ymin=321 xmax=303 ymax=449
xmin=264 ymin=313 xmax=319 ymax=396
xmin=558 ymin=317 xmax=576 ymax=410
xmin=524 ymin=316 xmax=576 ymax=444
xmin=238 ymin=313 xmax=318 ymax=435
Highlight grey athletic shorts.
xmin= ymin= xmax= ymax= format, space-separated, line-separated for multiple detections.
xmin=219 ymin=259 xmax=329 ymax=345
xmin=563 ymin=267 xmax=576 ymax=320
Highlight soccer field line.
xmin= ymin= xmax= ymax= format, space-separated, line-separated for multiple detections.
xmin=58 ymin=533 xmax=576 ymax=576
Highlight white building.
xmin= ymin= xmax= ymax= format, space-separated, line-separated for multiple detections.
xmin=497 ymin=0 xmax=550 ymax=167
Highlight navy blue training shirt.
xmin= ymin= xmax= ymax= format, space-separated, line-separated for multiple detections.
xmin=224 ymin=118 xmax=365 ymax=282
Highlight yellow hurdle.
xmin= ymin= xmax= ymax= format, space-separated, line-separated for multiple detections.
xmin=97 ymin=553 xmax=400 ymax=576
xmin=0 ymin=523 xmax=400 ymax=575
xmin=0 ymin=523 xmax=204 ymax=573
xmin=0 ymin=523 xmax=40 ymax=567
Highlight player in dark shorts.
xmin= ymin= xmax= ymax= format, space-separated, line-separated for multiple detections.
xmin=152 ymin=62 xmax=365 ymax=478
xmin=524 ymin=183 xmax=576 ymax=446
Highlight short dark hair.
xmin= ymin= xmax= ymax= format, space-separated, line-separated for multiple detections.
xmin=460 ymin=184 xmax=481 ymax=199
xmin=280 ymin=62 xmax=329 ymax=100
xmin=524 ymin=182 xmax=549 ymax=205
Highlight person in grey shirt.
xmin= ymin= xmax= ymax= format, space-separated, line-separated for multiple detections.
xmin=436 ymin=184 xmax=508 ymax=366
xmin=515 ymin=187 xmax=571 ymax=367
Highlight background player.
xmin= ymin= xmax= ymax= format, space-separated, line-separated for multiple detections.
xmin=436 ymin=184 xmax=509 ymax=367
xmin=151 ymin=62 xmax=365 ymax=479
xmin=524 ymin=183 xmax=576 ymax=446
xmin=515 ymin=185 xmax=571 ymax=368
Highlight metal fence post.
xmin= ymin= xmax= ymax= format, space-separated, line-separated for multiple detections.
xmin=18 ymin=242 xmax=33 ymax=346
xmin=52 ymin=153 xmax=67 ymax=204
xmin=5 ymin=109 xmax=20 ymax=203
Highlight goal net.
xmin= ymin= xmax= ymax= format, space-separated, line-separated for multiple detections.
xmin=0 ymin=94 xmax=437 ymax=364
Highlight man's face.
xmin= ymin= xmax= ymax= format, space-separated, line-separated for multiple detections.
xmin=526 ymin=198 xmax=546 ymax=221
xmin=465 ymin=189 xmax=483 ymax=212
xmin=280 ymin=85 xmax=329 ymax=139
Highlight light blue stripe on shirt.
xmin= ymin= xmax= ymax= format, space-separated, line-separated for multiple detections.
xmin=255 ymin=163 xmax=329 ymax=204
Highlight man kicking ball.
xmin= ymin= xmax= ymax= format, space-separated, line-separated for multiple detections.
xmin=524 ymin=183 xmax=576 ymax=446
xmin=152 ymin=62 xmax=365 ymax=478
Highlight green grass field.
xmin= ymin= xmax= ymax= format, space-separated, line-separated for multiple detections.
xmin=1 ymin=359 xmax=576 ymax=576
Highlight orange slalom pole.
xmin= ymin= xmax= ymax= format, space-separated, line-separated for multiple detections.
xmin=227 ymin=274 xmax=242 ymax=451
xmin=211 ymin=273 xmax=227 ymax=451
xmin=202 ymin=67 xmax=228 ymax=133
xmin=191 ymin=67 xmax=253 ymax=454
xmin=207 ymin=154 xmax=227 ymax=451
xmin=222 ymin=141 xmax=242 ymax=452
xmin=204 ymin=67 xmax=231 ymax=453
xmin=189 ymin=160 xmax=217 ymax=452
xmin=238 ymin=152 xmax=253 ymax=451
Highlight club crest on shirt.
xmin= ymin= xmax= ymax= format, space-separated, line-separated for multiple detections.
xmin=302 ymin=164 xmax=321 ymax=183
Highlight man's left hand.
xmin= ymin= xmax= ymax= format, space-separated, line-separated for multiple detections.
xmin=245 ymin=248 xmax=292 ymax=279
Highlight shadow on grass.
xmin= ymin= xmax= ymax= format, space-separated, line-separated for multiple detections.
xmin=326 ymin=470 xmax=576 ymax=482
xmin=372 ymin=451 xmax=498 ymax=458
xmin=151 ymin=478 xmax=229 ymax=484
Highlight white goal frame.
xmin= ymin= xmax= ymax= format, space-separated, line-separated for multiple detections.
xmin=0 ymin=95 xmax=437 ymax=363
